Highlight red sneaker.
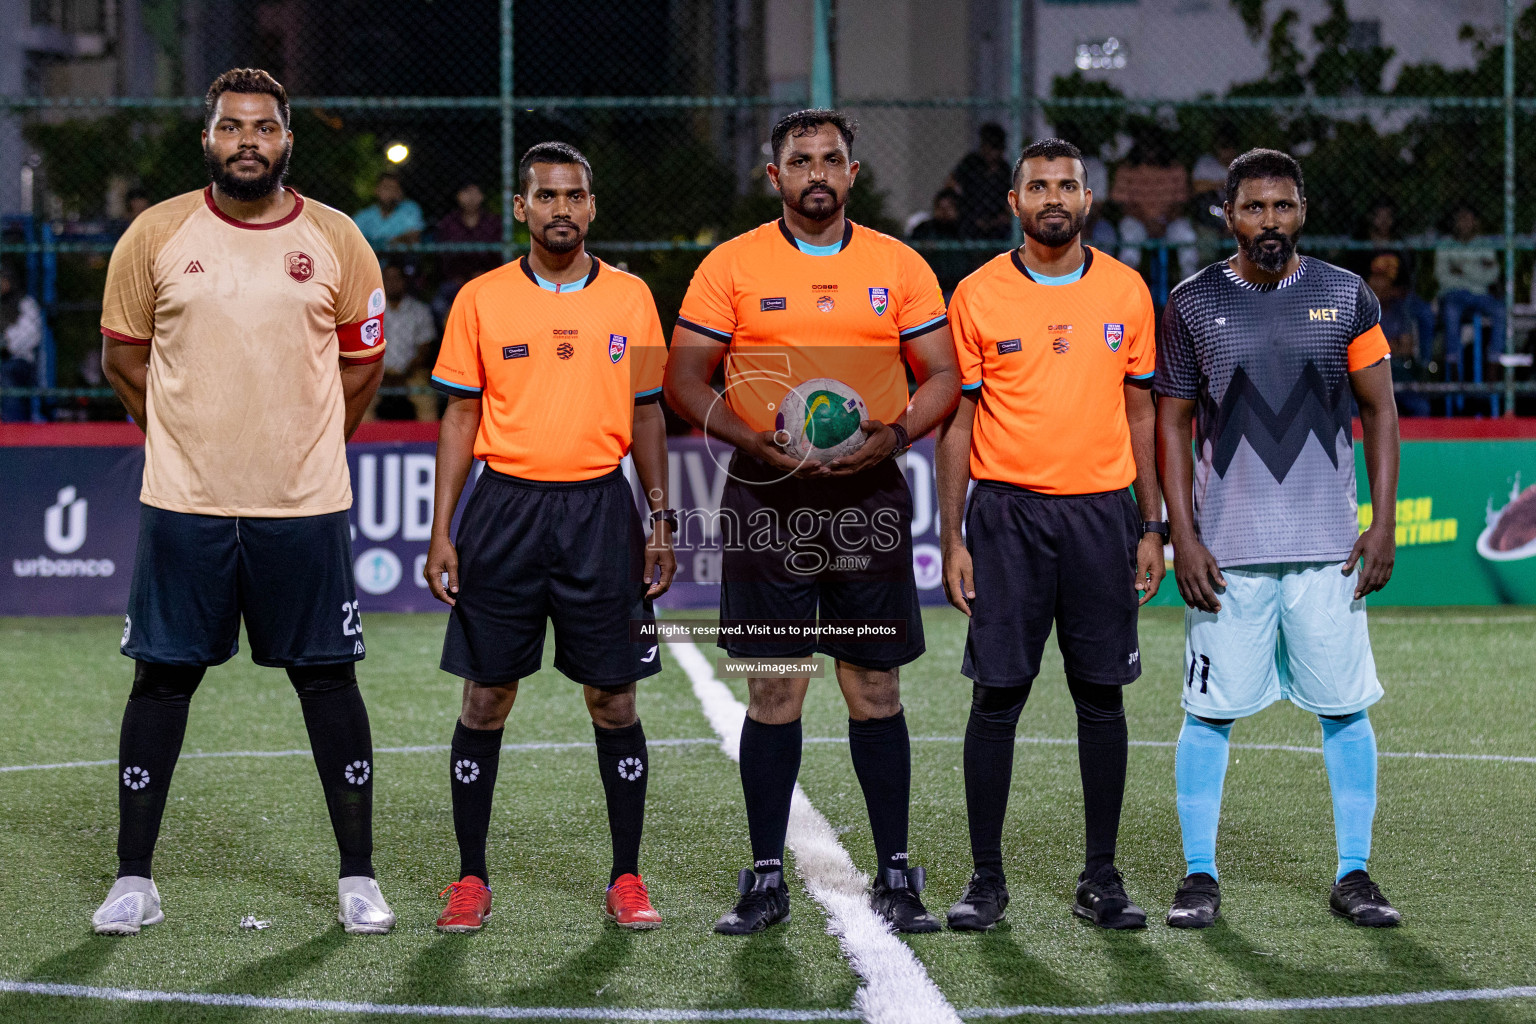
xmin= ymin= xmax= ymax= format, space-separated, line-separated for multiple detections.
xmin=604 ymin=873 xmax=662 ymax=929
xmin=436 ymin=876 xmax=492 ymax=933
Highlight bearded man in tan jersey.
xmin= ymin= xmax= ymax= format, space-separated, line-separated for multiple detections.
xmin=92 ymin=68 xmax=396 ymax=936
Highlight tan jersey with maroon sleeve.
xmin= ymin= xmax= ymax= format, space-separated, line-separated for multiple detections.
xmin=101 ymin=187 xmax=385 ymax=517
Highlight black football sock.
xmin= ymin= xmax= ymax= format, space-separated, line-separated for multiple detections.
xmin=117 ymin=662 xmax=204 ymax=878
xmin=450 ymin=720 xmax=504 ymax=885
xmin=963 ymin=681 xmax=1030 ymax=883
xmin=290 ymin=667 xmax=375 ymax=879
xmin=594 ymin=719 xmax=648 ymax=884
xmin=739 ymin=715 xmax=802 ymax=874
xmin=1069 ymin=676 xmax=1128 ymax=879
xmin=848 ymin=708 xmax=912 ymax=874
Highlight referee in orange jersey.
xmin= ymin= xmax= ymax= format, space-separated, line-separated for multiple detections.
xmin=935 ymin=138 xmax=1165 ymax=932
xmin=425 ymin=143 xmax=674 ymax=932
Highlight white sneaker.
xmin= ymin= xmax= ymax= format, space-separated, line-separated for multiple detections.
xmin=338 ymin=876 xmax=395 ymax=934
xmin=92 ymin=876 xmax=163 ymax=935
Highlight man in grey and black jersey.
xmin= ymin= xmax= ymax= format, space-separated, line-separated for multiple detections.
xmin=1155 ymin=149 xmax=1402 ymax=930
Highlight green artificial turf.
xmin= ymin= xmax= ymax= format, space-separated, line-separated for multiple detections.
xmin=1 ymin=606 xmax=1534 ymax=1023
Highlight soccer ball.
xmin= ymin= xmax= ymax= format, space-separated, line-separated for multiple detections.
xmin=775 ymin=378 xmax=869 ymax=465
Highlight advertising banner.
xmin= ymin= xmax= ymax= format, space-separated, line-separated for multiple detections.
xmin=4 ymin=433 xmax=1534 ymax=617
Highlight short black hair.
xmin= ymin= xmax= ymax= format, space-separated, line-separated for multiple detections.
xmin=518 ymin=141 xmax=593 ymax=194
xmin=1012 ymin=137 xmax=1084 ymax=190
xmin=1224 ymin=148 xmax=1304 ymax=206
xmin=204 ymin=68 xmax=289 ymax=130
xmin=769 ymin=109 xmax=857 ymax=162
xmin=978 ymin=122 xmax=1006 ymax=149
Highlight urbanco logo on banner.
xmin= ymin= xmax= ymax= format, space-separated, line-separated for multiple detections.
xmin=46 ymin=486 xmax=87 ymax=554
xmin=12 ymin=487 xmax=116 ymax=579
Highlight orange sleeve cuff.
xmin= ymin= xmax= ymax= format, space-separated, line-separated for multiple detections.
xmin=1347 ymin=323 xmax=1391 ymax=372
xmin=101 ymin=327 xmax=150 ymax=344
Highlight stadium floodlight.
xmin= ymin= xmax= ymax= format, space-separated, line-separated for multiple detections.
xmin=386 ymin=143 xmax=410 ymax=164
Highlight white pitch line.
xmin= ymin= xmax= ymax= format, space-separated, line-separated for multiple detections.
xmin=6 ymin=979 xmax=1536 ymax=1022
xmin=0 ymin=979 xmax=857 ymax=1021
xmin=1371 ymin=616 xmax=1536 ymax=625
xmin=671 ymin=640 xmax=961 ymax=1024
xmin=4 ymin=735 xmax=1534 ymax=777
xmin=958 ymin=984 xmax=1536 ymax=1018
xmin=0 ymin=738 xmax=717 ymax=774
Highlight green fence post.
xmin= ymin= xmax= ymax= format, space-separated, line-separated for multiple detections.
xmin=1010 ymin=0 xmax=1026 ymax=248
xmin=501 ymin=0 xmax=516 ymax=264
xmin=812 ymin=0 xmax=835 ymax=108
xmin=1504 ymin=0 xmax=1517 ymax=416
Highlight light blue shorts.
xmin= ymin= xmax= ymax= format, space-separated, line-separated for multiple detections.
xmin=1182 ymin=561 xmax=1382 ymax=720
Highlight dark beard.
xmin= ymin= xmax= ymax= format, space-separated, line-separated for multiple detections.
xmin=538 ymin=221 xmax=585 ymax=254
xmin=783 ymin=185 xmax=843 ymax=223
xmin=1241 ymin=228 xmax=1296 ymax=274
xmin=205 ymin=142 xmax=290 ymax=202
xmin=1021 ymin=208 xmax=1083 ymax=248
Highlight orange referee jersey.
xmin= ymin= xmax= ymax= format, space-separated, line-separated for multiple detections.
xmin=431 ymin=256 xmax=666 ymax=482
xmin=949 ymin=247 xmax=1156 ymax=494
xmin=677 ymin=219 xmax=948 ymax=431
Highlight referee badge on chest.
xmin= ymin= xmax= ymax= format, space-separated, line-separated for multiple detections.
xmin=1103 ymin=323 xmax=1124 ymax=352
xmin=609 ymin=334 xmax=628 ymax=363
xmin=868 ymin=287 xmax=889 ymax=316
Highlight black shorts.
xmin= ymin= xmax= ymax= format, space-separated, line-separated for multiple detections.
xmin=440 ymin=466 xmax=660 ymax=687
xmin=961 ymin=482 xmax=1142 ymax=688
xmin=121 ymin=505 xmax=363 ymax=668
xmin=717 ymin=453 xmax=924 ymax=671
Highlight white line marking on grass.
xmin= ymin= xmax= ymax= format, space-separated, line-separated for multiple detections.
xmin=0 ymin=980 xmax=858 ymax=1020
xmin=1371 ymin=616 xmax=1536 ymax=625
xmin=5 ymin=734 xmax=1533 ymax=777
xmin=0 ymin=738 xmax=718 ymax=774
xmin=671 ymin=640 xmax=962 ymax=1024
xmin=6 ymin=979 xmax=1536 ymax=1021
xmin=958 ymin=984 xmax=1536 ymax=1018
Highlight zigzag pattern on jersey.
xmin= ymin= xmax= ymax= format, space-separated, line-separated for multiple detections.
xmin=1199 ymin=361 xmax=1351 ymax=483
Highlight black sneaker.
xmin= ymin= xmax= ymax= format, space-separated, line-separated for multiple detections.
xmin=1329 ymin=870 xmax=1401 ymax=928
xmin=946 ymin=873 xmax=1010 ymax=931
xmin=1166 ymin=872 xmax=1221 ymax=929
xmin=1073 ymin=866 xmax=1148 ymax=930
xmin=869 ymin=866 xmax=941 ymax=934
xmin=713 ymin=868 xmax=791 ymax=935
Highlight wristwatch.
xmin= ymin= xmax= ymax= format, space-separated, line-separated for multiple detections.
xmin=1141 ymin=520 xmax=1170 ymax=539
xmin=650 ymin=508 xmax=678 ymax=531
xmin=887 ymin=422 xmax=912 ymax=460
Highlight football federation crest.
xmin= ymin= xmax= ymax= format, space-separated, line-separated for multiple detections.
xmin=1103 ymin=323 xmax=1124 ymax=351
xmin=285 ymin=251 xmax=313 ymax=283
xmin=817 ymin=295 xmax=835 ymax=313
xmin=609 ymin=334 xmax=628 ymax=363
xmin=868 ymin=287 xmax=889 ymax=316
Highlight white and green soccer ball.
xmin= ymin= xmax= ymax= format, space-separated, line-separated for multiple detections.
xmin=775 ymin=378 xmax=869 ymax=465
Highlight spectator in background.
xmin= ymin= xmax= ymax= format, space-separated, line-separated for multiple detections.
xmin=1435 ymin=205 xmax=1505 ymax=367
xmin=909 ymin=188 xmax=971 ymax=299
xmin=353 ymin=172 xmax=424 ymax=249
xmin=1112 ymin=157 xmax=1198 ymax=281
xmin=1 ymin=262 xmax=44 ymax=422
xmin=433 ymin=181 xmax=503 ymax=322
xmin=1360 ymin=200 xmax=1436 ymax=365
xmin=373 ymin=263 xmax=439 ymax=421
xmin=125 ymin=188 xmax=152 ymax=223
xmin=1368 ymin=255 xmax=1432 ymax=418
xmin=945 ymin=123 xmax=1013 ymax=239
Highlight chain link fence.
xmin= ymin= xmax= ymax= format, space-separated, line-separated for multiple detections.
xmin=3 ymin=0 xmax=1534 ymax=421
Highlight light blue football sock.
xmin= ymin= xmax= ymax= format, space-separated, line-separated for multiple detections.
xmin=1175 ymin=713 xmax=1232 ymax=880
xmin=1320 ymin=710 xmax=1377 ymax=882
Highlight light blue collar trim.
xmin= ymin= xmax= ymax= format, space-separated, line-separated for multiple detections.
xmin=794 ymin=237 xmax=844 ymax=257
xmin=1031 ymin=264 xmax=1085 ymax=286
xmin=532 ymin=271 xmax=588 ymax=293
